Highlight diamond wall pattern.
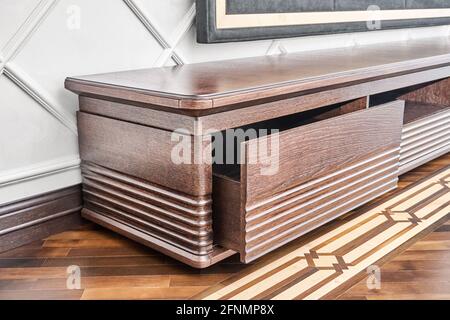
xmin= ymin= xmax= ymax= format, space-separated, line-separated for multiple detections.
xmin=0 ymin=0 xmax=449 ymax=205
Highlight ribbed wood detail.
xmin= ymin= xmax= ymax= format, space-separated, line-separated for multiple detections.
xmin=400 ymin=103 xmax=450 ymax=175
xmin=81 ymin=162 xmax=213 ymax=256
xmin=243 ymin=148 xmax=400 ymax=263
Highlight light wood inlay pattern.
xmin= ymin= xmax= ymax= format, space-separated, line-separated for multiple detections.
xmin=198 ymin=162 xmax=450 ymax=300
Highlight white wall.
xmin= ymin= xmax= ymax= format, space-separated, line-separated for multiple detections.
xmin=1 ymin=0 xmax=449 ymax=205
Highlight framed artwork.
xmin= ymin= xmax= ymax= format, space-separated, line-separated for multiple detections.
xmin=196 ymin=0 xmax=450 ymax=43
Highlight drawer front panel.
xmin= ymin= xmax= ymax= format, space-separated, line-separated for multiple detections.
xmin=240 ymin=101 xmax=404 ymax=262
xmin=242 ymin=101 xmax=405 ymax=206
xmin=243 ymin=149 xmax=399 ymax=262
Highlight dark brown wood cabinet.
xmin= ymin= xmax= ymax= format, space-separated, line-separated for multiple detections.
xmin=66 ymin=37 xmax=450 ymax=268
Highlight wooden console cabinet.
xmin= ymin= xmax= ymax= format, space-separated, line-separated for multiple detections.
xmin=66 ymin=37 xmax=450 ymax=268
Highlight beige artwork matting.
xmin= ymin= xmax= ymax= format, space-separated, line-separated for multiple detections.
xmin=216 ymin=0 xmax=450 ymax=29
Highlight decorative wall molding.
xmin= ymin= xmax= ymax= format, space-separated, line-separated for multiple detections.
xmin=4 ymin=65 xmax=78 ymax=134
xmin=2 ymin=1 xmax=57 ymax=61
xmin=0 ymin=157 xmax=80 ymax=187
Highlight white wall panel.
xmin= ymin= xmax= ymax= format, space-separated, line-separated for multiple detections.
xmin=133 ymin=0 xmax=195 ymax=42
xmin=0 ymin=0 xmax=40 ymax=50
xmin=12 ymin=0 xmax=164 ymax=116
xmin=0 ymin=0 xmax=449 ymax=205
xmin=0 ymin=75 xmax=78 ymax=172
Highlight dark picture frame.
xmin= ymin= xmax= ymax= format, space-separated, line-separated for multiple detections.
xmin=196 ymin=0 xmax=450 ymax=43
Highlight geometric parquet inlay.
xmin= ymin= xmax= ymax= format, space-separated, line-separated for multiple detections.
xmin=196 ymin=167 xmax=450 ymax=300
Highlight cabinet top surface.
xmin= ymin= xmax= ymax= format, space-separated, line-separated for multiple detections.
xmin=66 ymin=37 xmax=450 ymax=110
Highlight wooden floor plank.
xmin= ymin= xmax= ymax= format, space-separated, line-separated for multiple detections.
xmin=80 ymin=286 xmax=208 ymax=300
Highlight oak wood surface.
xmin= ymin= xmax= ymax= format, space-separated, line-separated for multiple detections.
xmin=77 ymin=112 xmax=212 ymax=197
xmin=338 ymin=217 xmax=450 ymax=300
xmin=65 ymin=37 xmax=450 ymax=110
xmin=69 ymin=36 xmax=450 ymax=269
xmin=79 ymin=162 xmax=236 ymax=269
xmin=399 ymin=77 xmax=450 ymax=107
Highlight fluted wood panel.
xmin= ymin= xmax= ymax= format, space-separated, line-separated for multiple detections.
xmin=400 ymin=101 xmax=450 ymax=174
xmin=243 ymin=149 xmax=400 ymax=263
xmin=80 ymin=162 xmax=233 ymax=268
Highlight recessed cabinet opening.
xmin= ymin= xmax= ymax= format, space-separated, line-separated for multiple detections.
xmin=369 ymin=78 xmax=450 ymax=124
xmin=369 ymin=77 xmax=450 ymax=174
xmin=212 ymin=97 xmax=368 ymax=182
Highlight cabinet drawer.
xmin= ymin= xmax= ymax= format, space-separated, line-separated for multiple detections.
xmin=213 ymin=101 xmax=405 ymax=263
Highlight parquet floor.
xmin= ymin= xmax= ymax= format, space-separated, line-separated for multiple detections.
xmin=0 ymin=154 xmax=449 ymax=300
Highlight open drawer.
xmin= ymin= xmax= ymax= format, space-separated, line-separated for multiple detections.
xmin=213 ymin=101 xmax=405 ymax=263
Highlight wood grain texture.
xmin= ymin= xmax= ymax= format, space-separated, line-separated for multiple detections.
xmin=198 ymin=160 xmax=450 ymax=300
xmin=80 ymin=162 xmax=234 ymax=269
xmin=78 ymin=67 xmax=450 ymax=133
xmin=0 ymin=186 xmax=83 ymax=253
xmin=69 ymin=36 xmax=450 ymax=269
xmin=77 ymin=112 xmax=212 ymax=197
xmin=216 ymin=148 xmax=402 ymax=264
xmin=242 ymin=151 xmax=400 ymax=263
xmin=399 ymin=77 xmax=450 ymax=107
xmin=79 ymin=96 xmax=198 ymax=133
xmin=243 ymin=101 xmax=404 ymax=205
xmin=82 ymin=163 xmax=213 ymax=254
xmin=65 ymin=37 xmax=450 ymax=110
